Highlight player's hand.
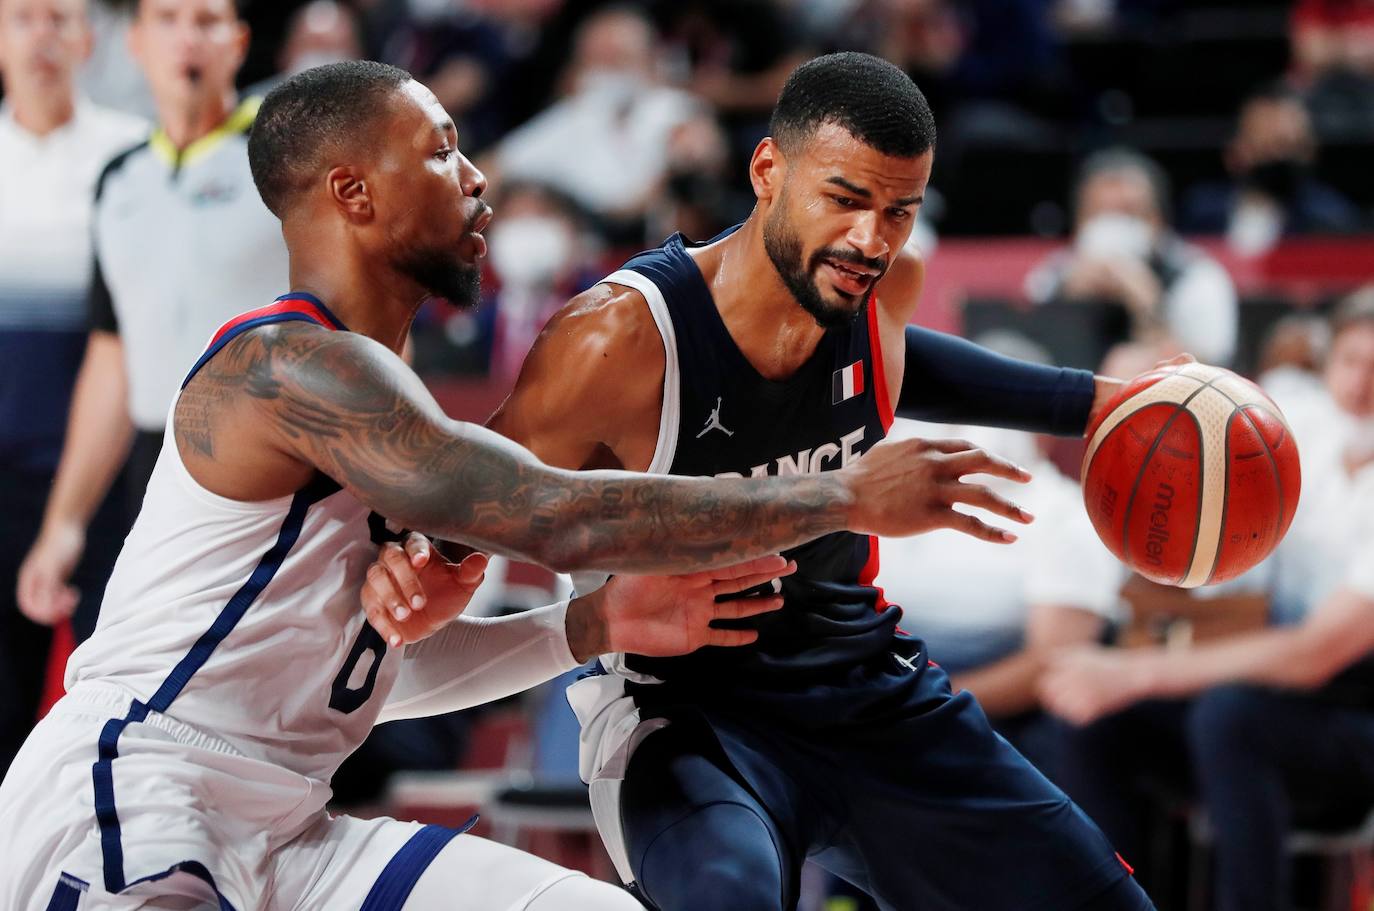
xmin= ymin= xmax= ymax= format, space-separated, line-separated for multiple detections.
xmin=16 ymin=520 xmax=85 ymax=626
xmin=840 ymin=437 xmax=1033 ymax=543
xmin=1087 ymin=353 xmax=1197 ymax=434
xmin=567 ymin=555 xmax=796 ymax=662
xmin=361 ymin=532 xmax=488 ymax=648
xmin=1037 ymin=645 xmax=1152 ymax=725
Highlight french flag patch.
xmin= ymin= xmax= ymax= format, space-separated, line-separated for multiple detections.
xmin=832 ymin=360 xmax=865 ymax=404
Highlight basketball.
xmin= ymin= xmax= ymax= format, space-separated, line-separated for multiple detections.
xmin=1081 ymin=362 xmax=1301 ymax=588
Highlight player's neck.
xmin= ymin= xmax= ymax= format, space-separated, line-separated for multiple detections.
xmin=694 ymin=215 xmax=827 ymax=381
xmin=286 ymin=256 xmax=421 ymax=355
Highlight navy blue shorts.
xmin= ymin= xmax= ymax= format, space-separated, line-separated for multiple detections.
xmin=619 ymin=654 xmax=1151 ymax=911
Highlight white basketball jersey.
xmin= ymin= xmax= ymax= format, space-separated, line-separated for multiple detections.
xmin=66 ymin=295 xmax=400 ymax=784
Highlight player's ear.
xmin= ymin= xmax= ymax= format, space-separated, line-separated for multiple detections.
xmin=327 ymin=165 xmax=373 ymax=221
xmin=750 ymin=137 xmax=784 ymax=202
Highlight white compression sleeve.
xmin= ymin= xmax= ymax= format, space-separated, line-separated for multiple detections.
xmin=377 ymin=601 xmax=581 ymax=723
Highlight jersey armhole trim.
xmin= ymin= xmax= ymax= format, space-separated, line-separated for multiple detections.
xmin=603 ymin=269 xmax=680 ymax=475
xmin=867 ymin=297 xmax=895 ymax=432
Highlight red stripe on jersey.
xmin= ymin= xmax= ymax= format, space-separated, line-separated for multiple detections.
xmin=866 ymin=297 xmax=893 ymax=432
xmin=208 ymin=298 xmax=338 ymax=348
xmin=858 ymin=534 xmax=891 ymax=614
xmin=1115 ymin=853 xmax=1135 ymax=875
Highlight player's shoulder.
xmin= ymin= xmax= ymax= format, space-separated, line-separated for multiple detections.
xmin=875 ymin=239 xmax=926 ymax=322
xmin=533 ymin=280 xmax=666 ymax=369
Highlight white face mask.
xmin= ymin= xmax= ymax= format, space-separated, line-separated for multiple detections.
xmin=1076 ymin=213 xmax=1155 ymax=260
xmin=575 ymin=68 xmax=641 ymax=105
xmin=489 ymin=215 xmax=574 ymax=289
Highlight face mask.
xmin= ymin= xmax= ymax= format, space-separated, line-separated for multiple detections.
xmin=488 ymin=215 xmax=574 ymax=289
xmin=1076 ymin=212 xmax=1154 ymax=260
xmin=1243 ymin=158 xmax=1306 ymax=204
xmin=575 ymin=69 xmax=641 ymax=105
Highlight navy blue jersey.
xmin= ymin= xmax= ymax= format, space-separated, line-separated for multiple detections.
xmin=603 ymin=228 xmax=914 ymax=696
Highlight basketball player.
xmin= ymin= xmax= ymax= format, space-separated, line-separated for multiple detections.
xmin=0 ymin=60 xmax=1036 ymax=910
xmin=372 ymin=53 xmax=1158 ymax=910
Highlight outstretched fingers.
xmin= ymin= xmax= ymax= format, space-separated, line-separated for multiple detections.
xmin=942 ymin=447 xmax=1031 ymax=484
xmin=949 ymin=483 xmax=1034 ymax=525
xmin=947 ymin=509 xmax=1020 ymax=544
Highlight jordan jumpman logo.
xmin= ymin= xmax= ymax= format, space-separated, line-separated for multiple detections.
xmin=696 ymin=396 xmax=734 ymax=438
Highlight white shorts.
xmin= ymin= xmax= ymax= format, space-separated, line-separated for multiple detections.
xmin=0 ymin=687 xmax=586 ymax=910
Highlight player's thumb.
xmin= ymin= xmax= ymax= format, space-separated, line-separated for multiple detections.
xmin=455 ymin=552 xmax=489 ymax=587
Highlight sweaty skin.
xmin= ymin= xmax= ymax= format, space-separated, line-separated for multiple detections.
xmin=491 ymin=123 xmax=931 ymax=485
xmin=171 ymin=82 xmax=1030 ymax=588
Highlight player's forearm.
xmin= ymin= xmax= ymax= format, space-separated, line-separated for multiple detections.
xmin=41 ymin=333 xmax=134 ymax=532
xmin=377 ymin=601 xmax=580 ymax=723
xmin=256 ymin=326 xmax=855 ymax=572
xmin=898 ymin=324 xmax=1098 ymax=436
xmin=417 ymin=452 xmax=853 ymax=575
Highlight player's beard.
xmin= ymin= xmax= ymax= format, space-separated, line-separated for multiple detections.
xmin=763 ymin=202 xmax=877 ymax=330
xmin=396 ymin=247 xmax=482 ymax=311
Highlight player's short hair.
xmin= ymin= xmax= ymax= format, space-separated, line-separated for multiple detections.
xmin=249 ymin=60 xmax=412 ymax=218
xmin=769 ymin=52 xmax=936 ymax=159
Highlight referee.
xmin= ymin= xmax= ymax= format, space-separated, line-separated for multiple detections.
xmin=17 ymin=0 xmax=289 ymax=630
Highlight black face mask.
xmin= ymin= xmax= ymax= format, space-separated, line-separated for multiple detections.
xmin=1243 ymin=158 xmax=1307 ymax=204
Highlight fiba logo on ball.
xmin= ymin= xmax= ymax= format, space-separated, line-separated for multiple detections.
xmin=1082 ymin=363 xmax=1302 ymax=588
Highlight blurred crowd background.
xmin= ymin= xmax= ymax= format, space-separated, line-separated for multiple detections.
xmin=5 ymin=0 xmax=1374 ymax=909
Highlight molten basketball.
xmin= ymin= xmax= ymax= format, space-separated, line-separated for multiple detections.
xmin=1081 ymin=362 xmax=1301 ymax=588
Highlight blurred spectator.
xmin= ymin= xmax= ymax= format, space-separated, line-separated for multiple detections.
xmin=15 ymin=0 xmax=288 ymax=632
xmin=1255 ymin=312 xmax=1332 ymax=420
xmin=0 ymin=0 xmax=145 ymax=781
xmin=644 ymin=109 xmax=752 ymax=245
xmin=856 ymin=0 xmax=1067 ymax=120
xmin=1291 ymin=0 xmax=1374 ymax=84
xmin=877 ymin=413 xmax=1122 ymax=775
xmin=1026 ymin=147 xmax=1239 ymax=365
xmin=484 ymin=181 xmax=602 ymax=380
xmin=1042 ymin=292 xmax=1374 ymax=911
xmin=648 ymin=0 xmax=810 ymax=120
xmin=1291 ymin=0 xmax=1374 ymax=139
xmin=277 ymin=0 xmax=361 ymax=77
xmin=1181 ymin=84 xmax=1363 ymax=255
xmin=485 ymin=6 xmax=701 ymax=238
xmin=244 ymin=0 xmax=363 ymax=97
xmin=378 ymin=0 xmax=551 ymax=152
xmin=75 ymin=0 xmax=155 ymax=118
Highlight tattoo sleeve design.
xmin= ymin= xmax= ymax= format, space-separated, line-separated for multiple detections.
xmin=182 ymin=324 xmax=851 ymax=574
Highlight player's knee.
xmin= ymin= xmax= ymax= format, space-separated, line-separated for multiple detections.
xmin=524 ymin=873 xmax=644 ymax=910
xmin=636 ymin=803 xmax=786 ymax=911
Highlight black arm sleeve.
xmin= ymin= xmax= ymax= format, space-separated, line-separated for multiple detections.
xmin=87 ymin=255 xmax=118 ymax=335
xmin=897 ymin=324 xmax=1096 ymax=436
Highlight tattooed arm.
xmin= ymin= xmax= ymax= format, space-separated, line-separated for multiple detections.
xmin=222 ymin=322 xmax=853 ymax=573
xmin=179 ymin=321 xmax=1033 ymax=573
